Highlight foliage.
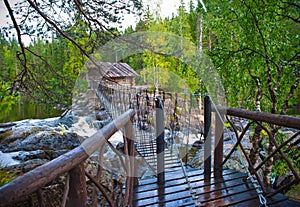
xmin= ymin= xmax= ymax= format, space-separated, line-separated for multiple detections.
xmin=272 ymin=130 xmax=300 ymax=178
xmin=0 ymin=163 xmax=16 ymax=187
xmin=0 ymin=0 xmax=141 ymax=110
xmin=204 ymin=0 xmax=299 ymax=113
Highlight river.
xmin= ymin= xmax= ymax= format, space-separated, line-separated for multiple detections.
xmin=0 ymin=101 xmax=64 ymax=123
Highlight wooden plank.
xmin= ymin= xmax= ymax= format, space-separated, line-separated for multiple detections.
xmin=134 ymin=124 xmax=300 ymax=207
xmin=134 ymin=166 xmax=300 ymax=207
xmin=198 ymin=179 xmax=258 ymax=206
xmin=134 ymin=189 xmax=193 ymax=207
xmin=271 ymin=199 xmax=300 ymax=207
xmin=189 ymin=171 xmax=247 ymax=190
xmin=136 ymin=176 xmax=190 ymax=194
xmin=134 ymin=181 xmax=189 ymax=200
xmin=137 ymin=168 xmax=237 ymax=187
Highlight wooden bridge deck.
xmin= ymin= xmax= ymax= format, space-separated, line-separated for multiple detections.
xmin=133 ymin=141 xmax=300 ymax=207
xmin=134 ymin=167 xmax=300 ymax=207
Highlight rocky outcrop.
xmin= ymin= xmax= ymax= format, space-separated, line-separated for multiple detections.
xmin=1 ymin=126 xmax=81 ymax=153
xmin=0 ymin=116 xmax=84 ymax=174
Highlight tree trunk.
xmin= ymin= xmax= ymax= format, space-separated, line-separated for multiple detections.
xmin=249 ymin=124 xmax=262 ymax=169
xmin=198 ymin=14 xmax=203 ymax=53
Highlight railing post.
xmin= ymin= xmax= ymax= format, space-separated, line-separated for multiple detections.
xmin=214 ymin=109 xmax=224 ymax=178
xmin=204 ymin=95 xmax=212 ymax=181
xmin=156 ymin=96 xmax=165 ymax=185
xmin=124 ymin=118 xmax=137 ymax=206
xmin=67 ymin=163 xmax=87 ymax=207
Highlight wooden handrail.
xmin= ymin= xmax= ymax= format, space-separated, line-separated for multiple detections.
xmin=214 ymin=105 xmax=300 ymax=195
xmin=0 ymin=109 xmax=135 ymax=206
xmin=215 ymin=106 xmax=300 ymax=129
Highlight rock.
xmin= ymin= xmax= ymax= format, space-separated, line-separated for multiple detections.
xmin=1 ymin=130 xmax=81 ymax=152
xmin=0 ymin=125 xmax=49 ymax=146
xmin=116 ymin=142 xmax=124 ymax=154
xmin=273 ymin=173 xmax=294 ymax=189
xmin=13 ymin=150 xmax=48 ymax=161
xmin=188 ymin=150 xmax=205 ymax=169
xmin=0 ymin=122 xmax=16 ymax=128
xmin=0 ymin=127 xmax=12 ymax=135
xmin=192 ymin=140 xmax=203 ymax=148
xmin=7 ymin=158 xmax=48 ymax=173
xmin=224 ymin=134 xmax=232 ymax=141
xmin=52 ymin=114 xmax=77 ymax=129
xmin=95 ymin=111 xmax=108 ymax=121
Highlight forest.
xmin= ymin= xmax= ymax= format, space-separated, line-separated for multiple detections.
xmin=0 ymin=0 xmax=299 ymax=120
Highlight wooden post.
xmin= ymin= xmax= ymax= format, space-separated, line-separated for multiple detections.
xmin=204 ymin=95 xmax=212 ymax=181
xmin=156 ymin=97 xmax=165 ymax=185
xmin=214 ymin=110 xmax=224 ymax=178
xmin=67 ymin=163 xmax=87 ymax=207
xmin=124 ymin=118 xmax=137 ymax=206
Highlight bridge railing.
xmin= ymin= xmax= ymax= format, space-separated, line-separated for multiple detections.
xmin=0 ymin=109 xmax=136 ymax=207
xmin=213 ymin=105 xmax=300 ymax=198
xmin=98 ymin=82 xmax=300 ymax=200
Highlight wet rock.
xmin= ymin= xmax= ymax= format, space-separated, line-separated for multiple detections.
xmin=49 ymin=149 xmax=70 ymax=159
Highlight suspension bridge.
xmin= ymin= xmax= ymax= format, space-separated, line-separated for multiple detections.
xmin=0 ymin=80 xmax=299 ymax=207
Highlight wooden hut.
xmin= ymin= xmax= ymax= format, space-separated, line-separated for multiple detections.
xmin=99 ymin=62 xmax=138 ymax=86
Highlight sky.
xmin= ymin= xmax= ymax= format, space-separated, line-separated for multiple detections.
xmin=0 ymin=0 xmax=199 ymax=44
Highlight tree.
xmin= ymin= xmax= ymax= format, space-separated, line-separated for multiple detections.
xmin=205 ymin=0 xmax=299 ymax=114
xmin=205 ymin=0 xmax=300 ymax=186
xmin=1 ymin=0 xmax=141 ymax=104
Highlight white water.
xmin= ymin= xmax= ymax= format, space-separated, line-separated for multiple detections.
xmin=0 ymin=151 xmax=20 ymax=167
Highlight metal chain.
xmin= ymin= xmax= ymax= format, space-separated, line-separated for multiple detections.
xmin=211 ymin=99 xmax=268 ymax=207
xmin=247 ymin=175 xmax=268 ymax=207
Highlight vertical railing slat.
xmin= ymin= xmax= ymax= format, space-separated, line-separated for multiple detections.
xmin=124 ymin=118 xmax=137 ymax=206
xmin=214 ymin=110 xmax=224 ymax=178
xmin=156 ymin=97 xmax=165 ymax=185
xmin=67 ymin=163 xmax=87 ymax=207
xmin=204 ymin=95 xmax=212 ymax=181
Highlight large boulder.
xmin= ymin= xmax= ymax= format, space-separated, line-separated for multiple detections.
xmin=0 ymin=126 xmax=81 ymax=152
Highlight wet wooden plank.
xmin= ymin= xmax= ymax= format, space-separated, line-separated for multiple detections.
xmin=189 ymin=171 xmax=247 ymax=190
xmin=134 ymin=133 xmax=300 ymax=207
xmin=134 ymin=166 xmax=299 ymax=207
xmin=199 ymin=182 xmax=258 ymax=206
xmin=133 ymin=188 xmax=194 ymax=207
xmin=134 ymin=182 xmax=189 ymax=200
